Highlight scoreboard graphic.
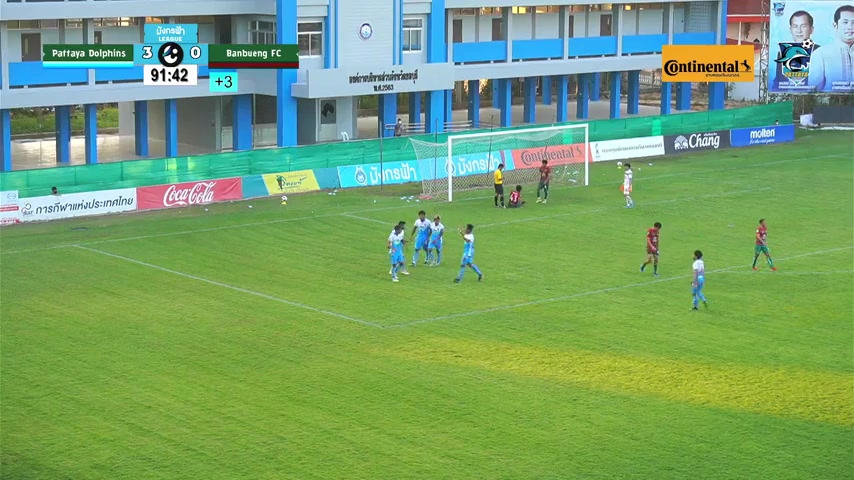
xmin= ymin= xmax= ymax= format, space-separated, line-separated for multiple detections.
xmin=40 ymin=23 xmax=299 ymax=92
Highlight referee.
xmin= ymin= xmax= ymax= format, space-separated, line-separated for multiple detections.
xmin=493 ymin=163 xmax=505 ymax=208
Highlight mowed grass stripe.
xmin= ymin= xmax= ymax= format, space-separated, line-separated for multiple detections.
xmin=374 ymin=336 xmax=853 ymax=426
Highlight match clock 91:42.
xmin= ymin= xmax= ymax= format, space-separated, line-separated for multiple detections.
xmin=143 ymin=65 xmax=199 ymax=86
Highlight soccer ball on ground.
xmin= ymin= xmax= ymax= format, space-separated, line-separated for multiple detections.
xmin=281 ymin=195 xmax=288 ymax=205
xmin=617 ymin=161 xmax=623 ymax=168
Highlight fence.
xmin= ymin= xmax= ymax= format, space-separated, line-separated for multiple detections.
xmin=1 ymin=102 xmax=793 ymax=198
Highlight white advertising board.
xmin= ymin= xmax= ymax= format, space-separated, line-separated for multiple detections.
xmin=0 ymin=190 xmax=21 ymax=225
xmin=590 ymin=136 xmax=666 ymax=162
xmin=18 ymin=188 xmax=138 ymax=223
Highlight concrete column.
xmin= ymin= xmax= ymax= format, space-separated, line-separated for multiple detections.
xmin=445 ymin=89 xmax=453 ymax=126
xmin=542 ymin=77 xmax=552 ymax=105
xmin=591 ymin=72 xmax=601 ymax=101
xmin=523 ymin=77 xmax=537 ymax=123
xmin=84 ymin=104 xmax=98 ymax=164
xmin=555 ymin=75 xmax=568 ymax=122
xmin=709 ymin=83 xmax=725 ymax=110
xmin=276 ymin=0 xmax=298 ymax=146
xmin=165 ymin=99 xmax=178 ymax=157
xmin=0 ymin=110 xmax=11 ymax=171
xmin=627 ymin=70 xmax=640 ymax=115
xmin=661 ymin=82 xmax=672 ymax=115
xmin=467 ymin=80 xmax=480 ymax=128
xmin=497 ymin=78 xmax=512 ymax=127
xmin=378 ymin=94 xmax=398 ymax=137
xmin=55 ymin=106 xmax=72 ymax=164
xmin=425 ymin=90 xmax=444 ymax=133
xmin=134 ymin=100 xmax=149 ymax=156
xmin=576 ymin=74 xmax=590 ymax=119
xmin=609 ymin=73 xmax=622 ymax=119
xmin=233 ymin=94 xmax=254 ymax=149
xmin=408 ymin=93 xmax=422 ymax=125
xmin=676 ymin=82 xmax=691 ymax=110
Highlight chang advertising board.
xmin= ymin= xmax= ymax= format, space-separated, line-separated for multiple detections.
xmin=770 ymin=1 xmax=854 ymax=93
xmin=664 ymin=130 xmax=731 ymax=155
xmin=18 ymin=189 xmax=137 ymax=222
xmin=730 ymin=124 xmax=796 ymax=147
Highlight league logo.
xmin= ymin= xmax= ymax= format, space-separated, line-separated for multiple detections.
xmin=158 ymin=42 xmax=184 ymax=68
xmin=775 ymin=40 xmax=814 ymax=86
xmin=354 ymin=166 xmax=368 ymax=186
xmin=773 ymin=1 xmax=786 ymax=16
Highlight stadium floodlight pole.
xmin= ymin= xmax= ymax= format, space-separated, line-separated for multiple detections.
xmin=584 ymin=123 xmax=589 ymax=186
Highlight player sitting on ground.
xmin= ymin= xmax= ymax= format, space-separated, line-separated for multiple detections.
xmin=411 ymin=210 xmax=431 ymax=266
xmin=640 ymin=222 xmax=662 ymax=276
xmin=752 ymin=218 xmax=777 ymax=271
xmin=508 ymin=185 xmax=525 ymax=208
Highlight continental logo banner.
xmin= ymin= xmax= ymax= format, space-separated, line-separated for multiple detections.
xmin=262 ymin=170 xmax=320 ymax=194
xmin=510 ymin=143 xmax=591 ymax=168
xmin=662 ymin=45 xmax=755 ymax=82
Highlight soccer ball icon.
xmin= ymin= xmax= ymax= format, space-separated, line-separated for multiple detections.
xmin=802 ymin=39 xmax=814 ymax=50
xmin=281 ymin=195 xmax=288 ymax=205
xmin=617 ymin=161 xmax=623 ymax=168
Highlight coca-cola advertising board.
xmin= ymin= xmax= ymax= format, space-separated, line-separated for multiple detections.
xmin=137 ymin=178 xmax=243 ymax=211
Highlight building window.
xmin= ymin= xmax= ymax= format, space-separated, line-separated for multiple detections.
xmin=535 ymin=6 xmax=560 ymax=13
xmin=403 ymin=18 xmax=423 ymax=52
xmin=7 ymin=20 xmax=40 ymax=29
xmin=249 ymin=21 xmax=276 ymax=45
xmin=481 ymin=7 xmax=501 ymax=15
xmin=511 ymin=7 xmax=528 ymax=14
xmin=298 ymin=22 xmax=323 ymax=57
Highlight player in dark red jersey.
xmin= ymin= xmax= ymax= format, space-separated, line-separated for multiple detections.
xmin=536 ymin=160 xmax=551 ymax=204
xmin=640 ymin=222 xmax=662 ymax=276
xmin=752 ymin=218 xmax=776 ymax=271
xmin=508 ymin=185 xmax=525 ymax=207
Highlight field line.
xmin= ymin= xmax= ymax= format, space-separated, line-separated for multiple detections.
xmin=717 ymin=269 xmax=854 ymax=276
xmin=341 ymin=213 xmax=390 ymax=225
xmin=388 ymin=246 xmax=854 ymax=328
xmin=73 ymin=245 xmax=383 ymax=329
xmin=479 ymin=187 xmax=771 ymax=229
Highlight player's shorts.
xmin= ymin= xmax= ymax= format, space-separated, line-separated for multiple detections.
xmin=415 ymin=235 xmax=429 ymax=250
xmin=621 ymin=184 xmax=632 ymax=194
xmin=460 ymin=255 xmax=473 ymax=266
xmin=692 ymin=276 xmax=705 ymax=294
xmin=646 ymin=252 xmax=659 ymax=262
xmin=755 ymin=244 xmax=770 ymax=255
xmin=508 ymin=202 xmax=522 ymax=208
xmin=538 ymin=181 xmax=549 ymax=190
xmin=494 ymin=183 xmax=504 ymax=195
xmin=391 ymin=252 xmax=404 ymax=264
xmin=429 ymin=239 xmax=443 ymax=250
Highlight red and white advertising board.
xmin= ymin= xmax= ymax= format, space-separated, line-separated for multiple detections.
xmin=137 ymin=178 xmax=243 ymax=211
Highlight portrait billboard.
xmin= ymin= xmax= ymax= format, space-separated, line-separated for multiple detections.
xmin=770 ymin=1 xmax=854 ymax=93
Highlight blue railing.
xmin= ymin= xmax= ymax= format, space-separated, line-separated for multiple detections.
xmin=511 ymin=39 xmax=563 ymax=60
xmin=673 ymin=32 xmax=716 ymax=45
xmin=622 ymin=34 xmax=668 ymax=54
xmin=568 ymin=36 xmax=618 ymax=57
xmin=453 ymin=41 xmax=507 ymax=63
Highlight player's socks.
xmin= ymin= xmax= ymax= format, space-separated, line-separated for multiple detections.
xmin=752 ymin=255 xmax=759 ymax=268
xmin=653 ymin=264 xmax=658 ymax=275
xmin=436 ymin=251 xmax=442 ymax=265
xmin=456 ymin=265 xmax=467 ymax=281
xmin=471 ymin=264 xmax=483 ymax=280
xmin=494 ymin=196 xmax=499 ymax=207
xmin=640 ymin=264 xmax=645 ymax=272
xmin=767 ymin=257 xmax=775 ymax=268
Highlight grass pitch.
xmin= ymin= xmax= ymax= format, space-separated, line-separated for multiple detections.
xmin=1 ymin=130 xmax=852 ymax=479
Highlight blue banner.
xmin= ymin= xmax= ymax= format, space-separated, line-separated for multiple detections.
xmin=241 ymin=175 xmax=269 ymax=199
xmin=730 ymin=124 xmax=796 ymax=148
xmin=336 ymin=151 xmax=515 ymax=189
xmin=337 ymin=161 xmax=421 ymax=188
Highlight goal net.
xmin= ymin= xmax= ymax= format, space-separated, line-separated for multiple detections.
xmin=409 ymin=124 xmax=589 ymax=201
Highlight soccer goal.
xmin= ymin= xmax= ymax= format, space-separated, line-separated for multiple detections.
xmin=409 ymin=124 xmax=590 ymax=201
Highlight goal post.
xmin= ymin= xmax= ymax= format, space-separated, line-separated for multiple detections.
xmin=409 ymin=123 xmax=590 ymax=202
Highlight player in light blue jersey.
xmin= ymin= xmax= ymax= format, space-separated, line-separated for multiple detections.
xmin=388 ymin=224 xmax=407 ymax=282
xmin=691 ymin=249 xmax=708 ymax=310
xmin=427 ymin=215 xmax=445 ymax=266
xmin=388 ymin=221 xmax=409 ymax=275
xmin=454 ymin=224 xmax=483 ymax=283
xmin=411 ymin=210 xmax=432 ymax=266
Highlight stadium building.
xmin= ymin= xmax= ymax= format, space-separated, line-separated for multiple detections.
xmin=0 ymin=0 xmax=728 ymax=170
